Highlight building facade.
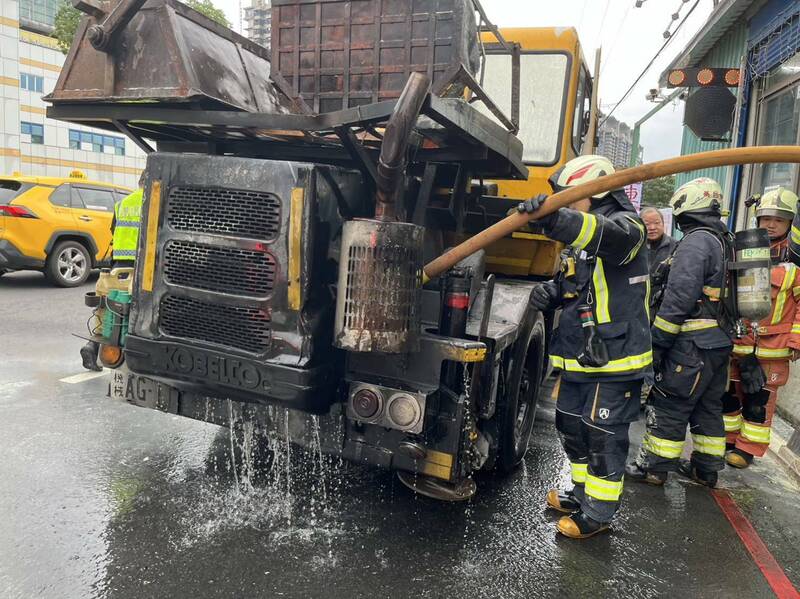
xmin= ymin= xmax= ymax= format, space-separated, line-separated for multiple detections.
xmin=665 ymin=0 xmax=800 ymax=230
xmin=0 ymin=0 xmax=145 ymax=187
xmin=598 ymin=115 xmax=636 ymax=169
xmin=244 ymin=0 xmax=271 ymax=51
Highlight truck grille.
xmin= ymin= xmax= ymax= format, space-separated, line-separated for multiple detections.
xmin=166 ymin=186 xmax=281 ymax=240
xmin=163 ymin=241 xmax=276 ymax=297
xmin=159 ymin=295 xmax=271 ymax=354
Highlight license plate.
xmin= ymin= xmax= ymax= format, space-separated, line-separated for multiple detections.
xmin=107 ymin=368 xmax=178 ymax=412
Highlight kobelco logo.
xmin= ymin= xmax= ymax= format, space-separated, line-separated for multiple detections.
xmin=160 ymin=345 xmax=269 ymax=391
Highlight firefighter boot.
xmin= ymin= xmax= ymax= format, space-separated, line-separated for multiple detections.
xmin=625 ymin=462 xmax=667 ymax=486
xmin=726 ymin=448 xmax=754 ymax=469
xmin=557 ymin=511 xmax=609 ymax=539
xmin=677 ymin=459 xmax=717 ymax=488
xmin=546 ymin=489 xmax=580 ymax=513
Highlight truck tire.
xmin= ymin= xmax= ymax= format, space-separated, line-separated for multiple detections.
xmin=496 ymin=311 xmax=546 ymax=473
xmin=45 ymin=240 xmax=91 ymax=287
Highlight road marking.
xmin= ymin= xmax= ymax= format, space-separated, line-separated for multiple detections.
xmin=59 ymin=370 xmax=108 ymax=384
xmin=713 ymin=489 xmax=800 ymax=599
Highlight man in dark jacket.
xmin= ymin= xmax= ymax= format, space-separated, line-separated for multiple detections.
xmin=521 ymin=155 xmax=650 ymax=539
xmin=627 ymin=177 xmax=733 ymax=488
xmin=641 ymin=207 xmax=676 ymax=277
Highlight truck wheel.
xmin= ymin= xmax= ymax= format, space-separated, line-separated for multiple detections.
xmin=497 ymin=312 xmax=546 ymax=473
xmin=228 ymin=424 xmax=275 ymax=486
xmin=45 ymin=240 xmax=91 ymax=287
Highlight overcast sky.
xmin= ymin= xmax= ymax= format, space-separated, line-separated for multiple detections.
xmin=220 ymin=0 xmax=717 ymax=162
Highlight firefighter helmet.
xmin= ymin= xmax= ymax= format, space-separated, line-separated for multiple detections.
xmin=669 ymin=177 xmax=723 ymax=216
xmin=549 ymin=155 xmax=616 ymax=199
xmin=755 ymin=187 xmax=798 ymax=221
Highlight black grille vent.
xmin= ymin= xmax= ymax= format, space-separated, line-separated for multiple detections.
xmin=159 ymin=295 xmax=271 ymax=354
xmin=164 ymin=241 xmax=276 ymax=297
xmin=166 ymin=186 xmax=281 ymax=240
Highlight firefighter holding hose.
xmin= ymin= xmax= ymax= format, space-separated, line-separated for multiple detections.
xmin=725 ymin=188 xmax=800 ymax=468
xmin=522 ymin=155 xmax=650 ymax=539
xmin=627 ymin=178 xmax=733 ymax=488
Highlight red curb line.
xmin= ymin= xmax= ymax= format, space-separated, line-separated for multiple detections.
xmin=713 ymin=489 xmax=800 ymax=599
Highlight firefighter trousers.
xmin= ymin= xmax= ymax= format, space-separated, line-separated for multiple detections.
xmin=724 ymin=359 xmax=789 ymax=457
xmin=640 ymin=342 xmax=730 ymax=473
xmin=555 ymin=377 xmax=642 ymax=524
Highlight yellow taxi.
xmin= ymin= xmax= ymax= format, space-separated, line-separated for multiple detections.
xmin=0 ymin=170 xmax=132 ymax=287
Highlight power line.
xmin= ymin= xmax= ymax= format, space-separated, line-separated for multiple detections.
xmin=600 ymin=0 xmax=635 ymax=77
xmin=601 ymin=0 xmax=701 ymax=125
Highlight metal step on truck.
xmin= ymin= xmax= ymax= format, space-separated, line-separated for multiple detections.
xmin=49 ymin=0 xmax=595 ymax=500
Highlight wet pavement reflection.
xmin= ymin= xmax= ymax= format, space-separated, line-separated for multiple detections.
xmin=1 ymin=272 xmax=798 ymax=598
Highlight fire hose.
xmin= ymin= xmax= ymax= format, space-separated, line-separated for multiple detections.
xmin=423 ymin=145 xmax=800 ymax=282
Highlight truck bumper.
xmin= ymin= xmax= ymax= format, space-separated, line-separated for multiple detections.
xmin=124 ymin=335 xmax=336 ymax=414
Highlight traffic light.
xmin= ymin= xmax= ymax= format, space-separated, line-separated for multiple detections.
xmin=666 ymin=67 xmax=740 ymax=88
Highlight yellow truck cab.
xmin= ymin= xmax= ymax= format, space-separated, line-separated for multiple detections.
xmin=0 ymin=171 xmax=132 ymax=286
xmin=465 ymin=27 xmax=592 ymax=278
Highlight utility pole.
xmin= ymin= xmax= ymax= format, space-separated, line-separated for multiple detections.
xmin=629 ymin=89 xmax=683 ymax=167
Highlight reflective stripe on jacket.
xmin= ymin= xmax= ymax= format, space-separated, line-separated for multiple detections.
xmin=113 ymin=189 xmax=143 ymax=261
xmin=538 ymin=190 xmax=652 ymax=382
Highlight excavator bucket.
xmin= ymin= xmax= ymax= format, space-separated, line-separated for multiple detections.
xmin=47 ymin=0 xmax=293 ymax=114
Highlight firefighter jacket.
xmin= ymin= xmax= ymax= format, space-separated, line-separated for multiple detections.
xmin=651 ymin=219 xmax=732 ymax=351
xmin=537 ymin=190 xmax=652 ymax=382
xmin=733 ymin=237 xmax=800 ymax=361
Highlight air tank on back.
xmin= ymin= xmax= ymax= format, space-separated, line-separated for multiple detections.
xmin=734 ymin=228 xmax=772 ymax=322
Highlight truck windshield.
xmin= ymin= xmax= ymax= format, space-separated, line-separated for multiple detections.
xmin=478 ymin=52 xmax=570 ymax=165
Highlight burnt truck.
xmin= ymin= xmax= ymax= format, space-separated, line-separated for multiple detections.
xmin=50 ymin=0 xmax=595 ymax=500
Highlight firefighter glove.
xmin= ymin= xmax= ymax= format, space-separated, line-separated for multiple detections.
xmin=738 ymin=354 xmax=766 ymax=395
xmin=518 ymin=194 xmax=558 ymax=228
xmin=531 ymin=283 xmax=558 ymax=311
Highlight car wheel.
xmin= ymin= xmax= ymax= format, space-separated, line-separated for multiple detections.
xmin=46 ymin=240 xmax=91 ymax=287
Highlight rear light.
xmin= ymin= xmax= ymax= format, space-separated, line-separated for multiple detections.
xmin=352 ymin=387 xmax=382 ymax=420
xmin=0 ymin=205 xmax=38 ymax=218
xmin=99 ymin=344 xmax=124 ymax=368
xmin=386 ymin=393 xmax=422 ymax=430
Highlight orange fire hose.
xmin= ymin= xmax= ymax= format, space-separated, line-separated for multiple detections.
xmin=423 ymin=145 xmax=800 ymax=281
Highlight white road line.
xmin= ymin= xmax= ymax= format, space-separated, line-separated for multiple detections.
xmin=59 ymin=369 xmax=109 ymax=384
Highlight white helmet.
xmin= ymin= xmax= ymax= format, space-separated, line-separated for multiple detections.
xmin=549 ymin=155 xmax=616 ymax=199
xmin=755 ymin=187 xmax=798 ymax=221
xmin=669 ymin=177 xmax=723 ymax=216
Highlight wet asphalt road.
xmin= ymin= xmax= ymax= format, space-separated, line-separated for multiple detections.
xmin=2 ymin=270 xmax=799 ymax=599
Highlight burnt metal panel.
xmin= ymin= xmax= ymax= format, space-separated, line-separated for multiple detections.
xmin=48 ymin=0 xmax=291 ymax=113
xmin=270 ymin=0 xmax=480 ymax=113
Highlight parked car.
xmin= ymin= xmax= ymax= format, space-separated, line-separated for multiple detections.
xmin=0 ymin=171 xmax=133 ymax=286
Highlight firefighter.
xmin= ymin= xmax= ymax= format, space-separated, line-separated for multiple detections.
xmin=626 ymin=178 xmax=732 ymax=488
xmin=522 ymin=155 xmax=650 ymax=539
xmin=725 ymin=188 xmax=800 ymax=468
xmin=80 ymin=180 xmax=144 ymax=371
